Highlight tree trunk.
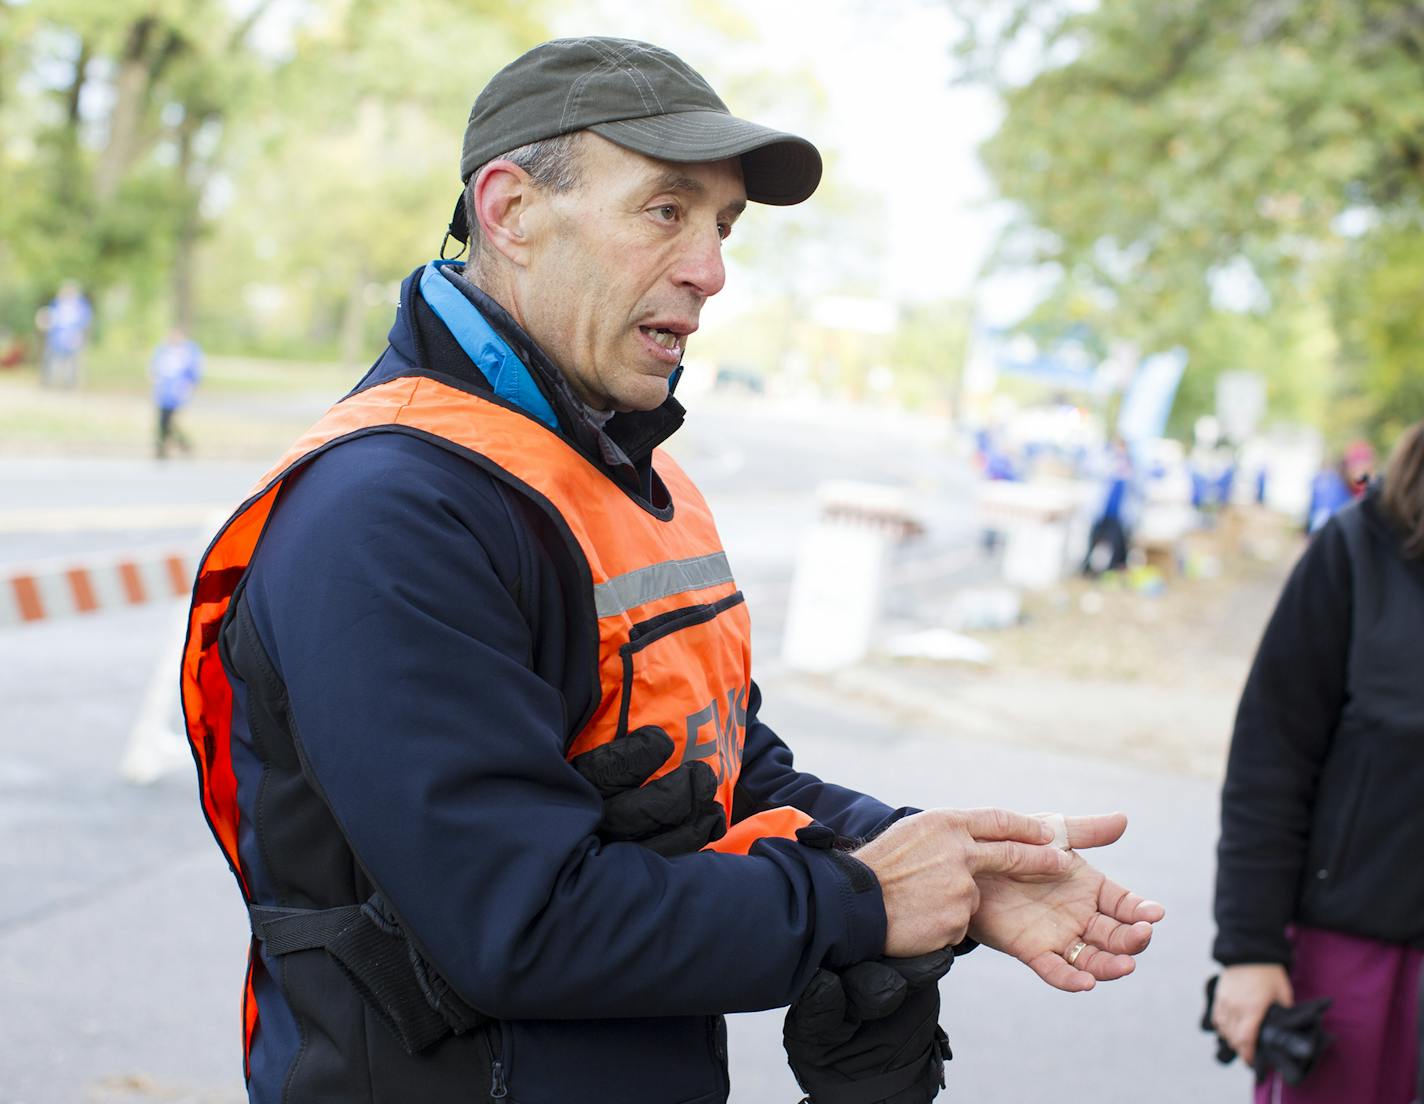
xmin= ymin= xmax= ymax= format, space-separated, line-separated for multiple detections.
xmin=55 ymin=37 xmax=90 ymax=204
xmin=94 ymin=18 xmax=156 ymax=202
xmin=171 ymin=117 xmax=198 ymax=331
xmin=95 ymin=18 xmax=185 ymax=203
xmin=339 ymin=263 xmax=371 ymax=368
xmin=64 ymin=38 xmax=89 ymax=132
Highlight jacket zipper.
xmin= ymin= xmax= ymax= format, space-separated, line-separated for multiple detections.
xmin=484 ymin=1021 xmax=509 ymax=1100
xmin=625 ymin=591 xmax=745 ymax=650
xmin=709 ymin=1015 xmax=730 ymax=1098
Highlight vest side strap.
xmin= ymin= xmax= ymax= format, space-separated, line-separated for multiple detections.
xmin=249 ymin=904 xmax=362 ymax=955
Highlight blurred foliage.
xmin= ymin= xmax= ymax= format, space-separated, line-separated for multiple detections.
xmin=0 ymin=0 xmax=549 ymax=365
xmin=953 ymin=0 xmax=1424 ymax=443
xmin=889 ymin=299 xmax=971 ymax=411
xmin=1 ymin=0 xmax=962 ymax=410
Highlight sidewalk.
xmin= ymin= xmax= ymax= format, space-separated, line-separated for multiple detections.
xmin=810 ymin=543 xmax=1294 ymax=781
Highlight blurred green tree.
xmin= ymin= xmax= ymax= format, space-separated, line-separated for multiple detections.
xmin=2 ymin=0 xmax=281 ymax=336
xmin=195 ymin=0 xmax=550 ymax=362
xmin=888 ymin=299 xmax=971 ymax=412
xmin=0 ymin=0 xmax=548 ymax=363
xmin=954 ymin=0 xmax=1424 ymax=439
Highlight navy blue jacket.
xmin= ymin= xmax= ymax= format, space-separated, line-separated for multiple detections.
xmin=224 ymin=263 xmax=899 ymax=1103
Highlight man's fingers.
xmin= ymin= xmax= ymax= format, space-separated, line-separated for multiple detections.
xmin=1096 ymin=876 xmax=1165 ymax=924
xmin=1026 ymin=951 xmax=1096 ymax=993
xmin=961 ymin=807 xmax=1056 ymax=844
xmin=1082 ymin=914 xmax=1155 ymax=955
xmin=1062 ymin=812 xmax=1128 ymax=850
xmin=1027 ymin=943 xmax=1134 ymax=991
xmin=968 ymin=839 xmax=1072 ymax=877
xmin=1072 ymin=943 xmax=1137 ymax=982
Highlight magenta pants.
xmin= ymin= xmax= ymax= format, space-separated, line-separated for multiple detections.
xmin=1254 ymin=926 xmax=1423 ymax=1104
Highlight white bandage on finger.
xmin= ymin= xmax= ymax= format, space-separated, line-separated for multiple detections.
xmin=1040 ymin=812 xmax=1070 ymax=851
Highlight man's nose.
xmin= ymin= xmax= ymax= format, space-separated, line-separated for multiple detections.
xmin=672 ymin=224 xmax=727 ymax=298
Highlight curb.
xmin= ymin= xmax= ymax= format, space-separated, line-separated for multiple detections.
xmin=1 ymin=549 xmax=194 ymax=626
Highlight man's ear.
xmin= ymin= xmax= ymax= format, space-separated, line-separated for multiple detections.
xmin=472 ymin=160 xmax=539 ymax=267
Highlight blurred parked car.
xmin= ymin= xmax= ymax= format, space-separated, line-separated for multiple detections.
xmin=714 ymin=364 xmax=766 ymax=395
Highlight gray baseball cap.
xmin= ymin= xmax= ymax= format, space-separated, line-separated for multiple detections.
xmin=446 ymin=36 xmax=822 ymax=245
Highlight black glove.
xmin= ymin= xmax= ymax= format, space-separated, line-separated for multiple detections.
xmin=570 ymin=725 xmax=727 ymax=856
xmin=784 ymin=949 xmax=953 ymax=1104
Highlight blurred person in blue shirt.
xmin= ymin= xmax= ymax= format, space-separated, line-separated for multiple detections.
xmin=150 ymin=328 xmax=202 ymax=459
xmin=37 ymin=280 xmax=93 ymax=388
xmin=1082 ymin=437 xmax=1135 ymax=574
xmin=1307 ymin=441 xmax=1374 ymax=535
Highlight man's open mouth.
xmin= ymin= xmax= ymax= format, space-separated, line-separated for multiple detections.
xmin=640 ymin=326 xmax=682 ymax=353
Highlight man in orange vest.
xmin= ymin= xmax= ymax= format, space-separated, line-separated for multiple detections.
xmin=182 ymin=38 xmax=1164 ymax=1103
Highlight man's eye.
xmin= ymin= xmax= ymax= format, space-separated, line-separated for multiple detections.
xmin=717 ymin=222 xmax=731 ymax=241
xmin=654 ymin=205 xmax=678 ymax=221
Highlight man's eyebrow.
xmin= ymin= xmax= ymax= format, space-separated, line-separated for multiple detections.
xmin=649 ymin=171 xmax=747 ymax=218
xmin=650 ymin=171 xmax=706 ymax=194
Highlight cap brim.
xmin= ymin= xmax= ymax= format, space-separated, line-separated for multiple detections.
xmin=589 ymin=111 xmax=822 ymax=205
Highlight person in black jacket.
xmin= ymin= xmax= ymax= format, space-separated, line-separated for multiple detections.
xmin=1212 ymin=420 xmax=1424 ymax=1102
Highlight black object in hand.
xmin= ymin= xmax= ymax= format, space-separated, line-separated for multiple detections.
xmin=1201 ymin=974 xmax=1333 ymax=1086
xmin=570 ymin=725 xmax=726 ymax=856
xmin=784 ymin=947 xmax=953 ymax=1104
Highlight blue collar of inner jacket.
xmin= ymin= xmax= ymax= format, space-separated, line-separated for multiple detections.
xmin=418 ymin=259 xmax=560 ymax=431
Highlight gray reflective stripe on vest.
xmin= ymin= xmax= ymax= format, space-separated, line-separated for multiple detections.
xmin=593 ymin=551 xmax=734 ymax=618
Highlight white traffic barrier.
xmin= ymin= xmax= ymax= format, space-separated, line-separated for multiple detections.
xmin=117 ymin=517 xmax=228 ymax=784
xmin=0 ymin=543 xmax=206 ymax=783
xmin=781 ymin=481 xmax=924 ymax=673
xmin=119 ymin=598 xmax=194 ymax=784
xmin=0 ymin=548 xmax=194 ymax=626
xmin=975 ymin=481 xmax=1087 ymax=590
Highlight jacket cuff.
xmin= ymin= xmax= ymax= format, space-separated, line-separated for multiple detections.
xmin=1213 ymin=929 xmax=1293 ymax=969
xmin=830 ymin=810 xmax=973 ymax=958
xmin=813 ymin=846 xmax=886 ymax=968
xmin=865 ymin=805 xmax=921 ymax=841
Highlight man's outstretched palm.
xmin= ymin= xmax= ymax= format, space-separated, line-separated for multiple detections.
xmin=970 ymin=851 xmax=1165 ymax=993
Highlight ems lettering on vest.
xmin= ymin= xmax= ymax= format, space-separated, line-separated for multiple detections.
xmin=682 ymin=686 xmax=748 ymax=780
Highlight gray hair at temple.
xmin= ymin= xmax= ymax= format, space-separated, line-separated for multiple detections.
xmin=460 ymin=133 xmax=584 ymax=274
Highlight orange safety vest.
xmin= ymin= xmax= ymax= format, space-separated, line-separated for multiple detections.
xmin=180 ymin=375 xmax=813 ymax=1058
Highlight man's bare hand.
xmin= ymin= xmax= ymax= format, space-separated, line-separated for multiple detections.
xmin=968 ymin=847 xmax=1165 ymax=993
xmin=852 ymin=808 xmax=1073 ymax=957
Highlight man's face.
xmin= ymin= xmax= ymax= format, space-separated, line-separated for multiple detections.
xmin=516 ymin=134 xmax=746 ymax=413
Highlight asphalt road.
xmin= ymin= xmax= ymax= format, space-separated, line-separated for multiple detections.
xmin=0 ymin=400 xmax=1251 ymax=1102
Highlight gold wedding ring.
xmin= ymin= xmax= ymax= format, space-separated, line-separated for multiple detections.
xmin=1065 ymin=941 xmax=1088 ymax=966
